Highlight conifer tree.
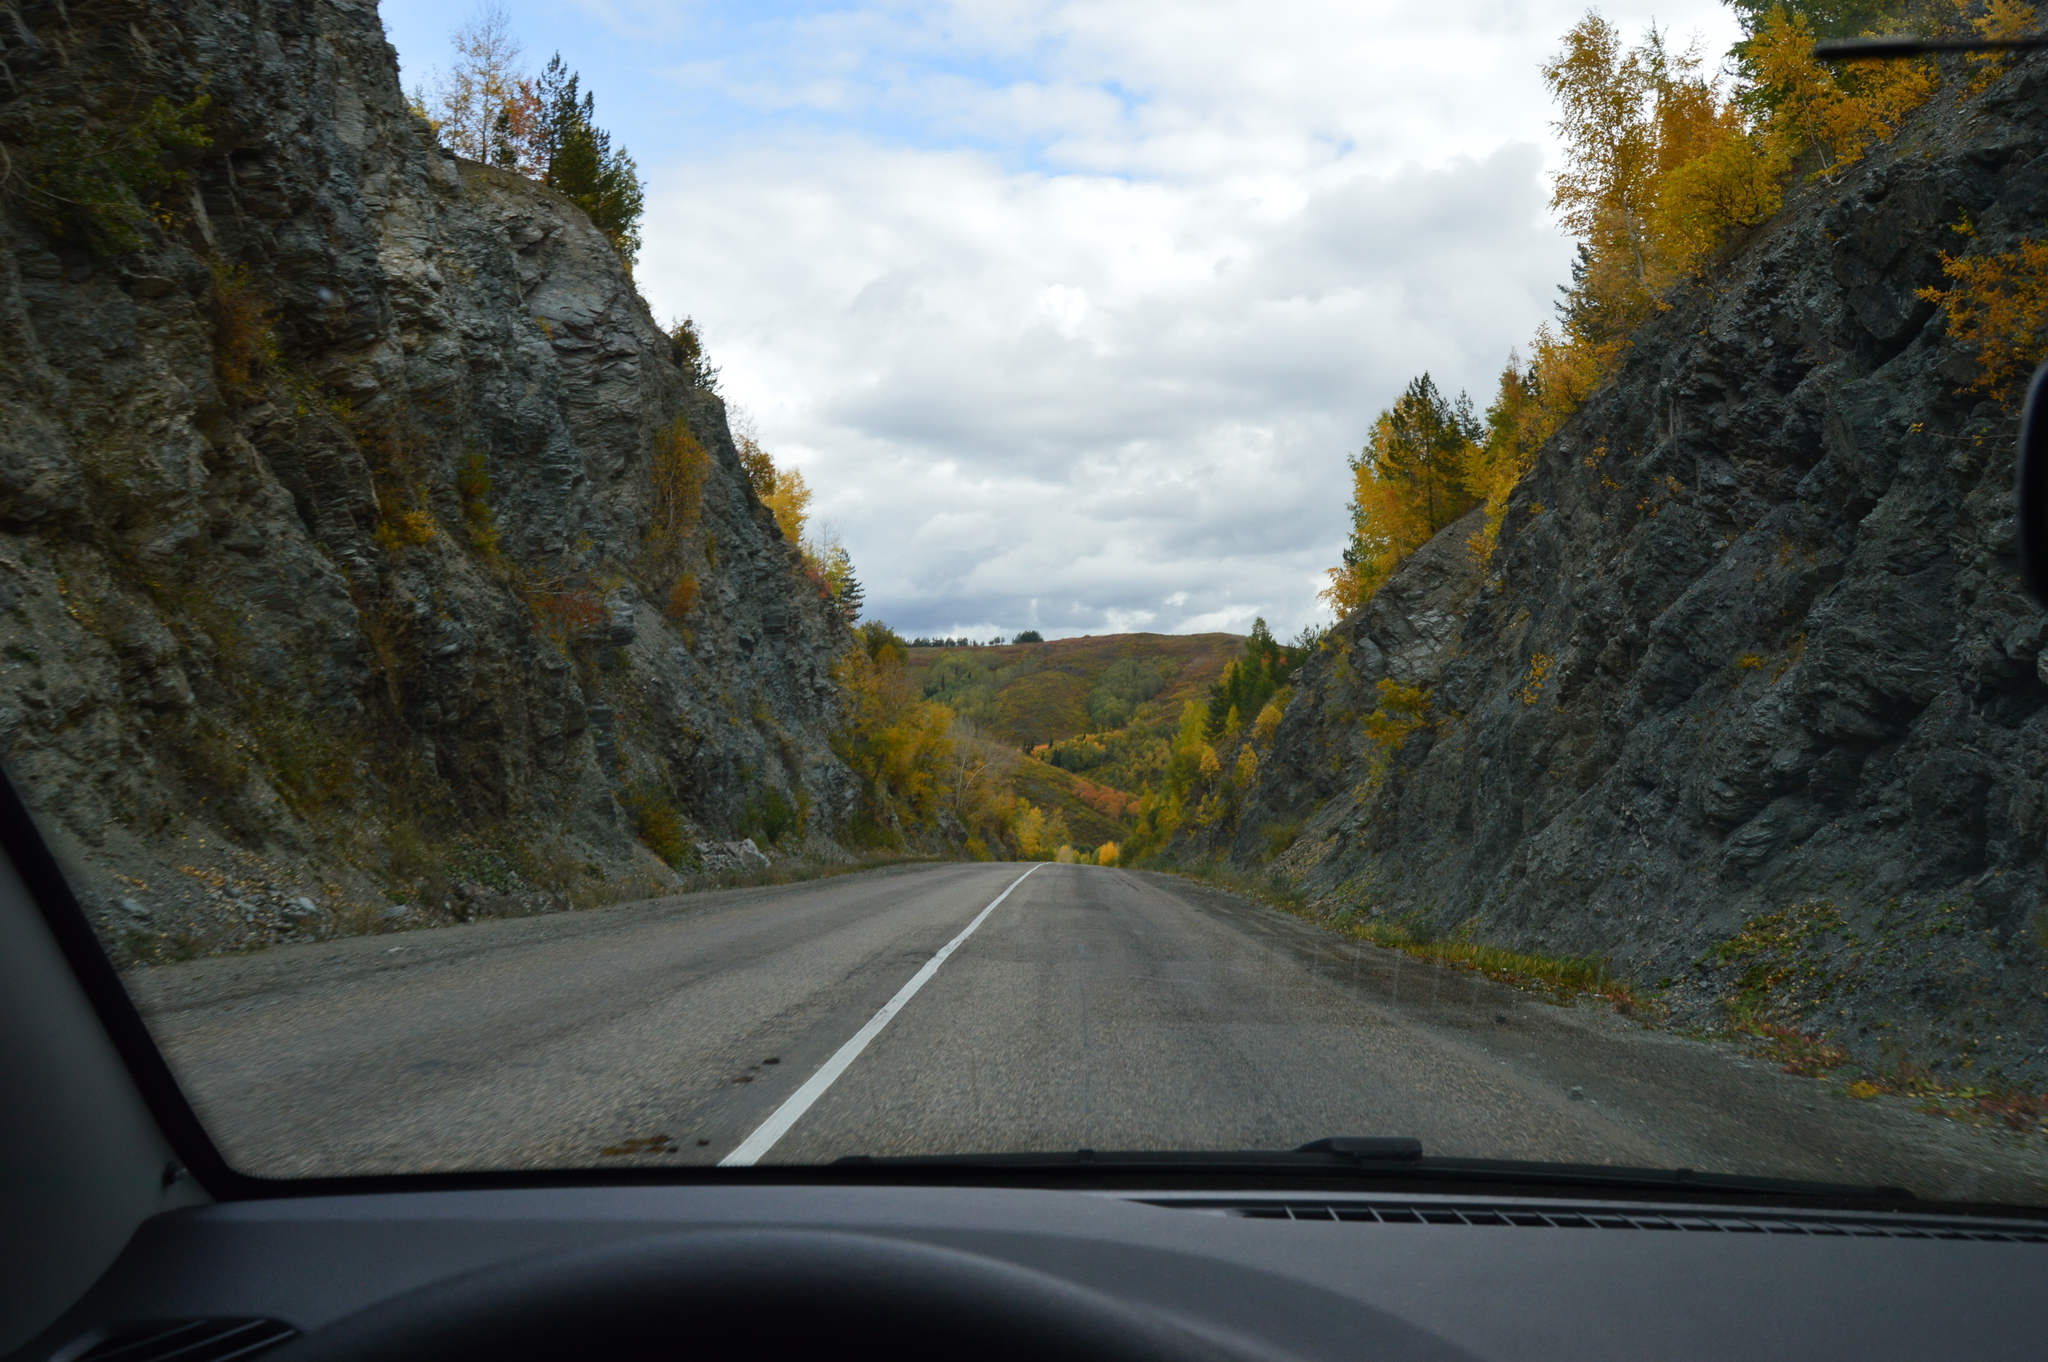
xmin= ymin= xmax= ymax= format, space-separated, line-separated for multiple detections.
xmin=534 ymin=55 xmax=645 ymax=264
xmin=1205 ymin=618 xmax=1310 ymax=736
xmin=1323 ymin=374 xmax=1481 ymax=612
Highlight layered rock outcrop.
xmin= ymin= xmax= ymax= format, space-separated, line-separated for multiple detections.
xmin=1203 ymin=57 xmax=2048 ymax=1086
xmin=0 ymin=0 xmax=856 ymax=953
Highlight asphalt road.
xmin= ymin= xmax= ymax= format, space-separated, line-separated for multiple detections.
xmin=127 ymin=862 xmax=2048 ymax=1202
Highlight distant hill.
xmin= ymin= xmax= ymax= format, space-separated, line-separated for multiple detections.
xmin=905 ymin=632 xmax=1243 ymax=750
xmin=1005 ymin=754 xmax=1131 ymax=851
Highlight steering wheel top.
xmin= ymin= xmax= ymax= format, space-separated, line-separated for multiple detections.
xmin=271 ymin=1228 xmax=1250 ymax=1362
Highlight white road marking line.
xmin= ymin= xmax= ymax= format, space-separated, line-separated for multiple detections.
xmin=718 ymin=863 xmax=1042 ymax=1167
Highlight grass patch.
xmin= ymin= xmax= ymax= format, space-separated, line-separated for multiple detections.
xmin=1736 ymin=1019 xmax=1849 ymax=1077
xmin=746 ymin=787 xmax=801 ymax=846
xmin=622 ymin=783 xmax=692 ymax=868
xmin=1817 ymin=1056 xmax=2048 ymax=1135
xmin=1147 ymin=858 xmax=1660 ymax=1015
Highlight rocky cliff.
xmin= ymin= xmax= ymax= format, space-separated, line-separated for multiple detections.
xmin=0 ymin=0 xmax=859 ymax=955
xmin=1202 ymin=57 xmax=2048 ymax=1088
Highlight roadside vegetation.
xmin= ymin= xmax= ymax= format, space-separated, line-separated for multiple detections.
xmin=1149 ymin=858 xmax=1657 ymax=1010
xmin=1144 ymin=862 xmax=2047 ymax=1138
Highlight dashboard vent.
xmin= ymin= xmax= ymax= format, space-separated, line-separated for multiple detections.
xmin=59 ymin=1318 xmax=298 ymax=1362
xmin=1147 ymin=1199 xmax=2048 ymax=1242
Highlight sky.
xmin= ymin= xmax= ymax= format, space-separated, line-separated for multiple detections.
xmin=379 ymin=0 xmax=1745 ymax=642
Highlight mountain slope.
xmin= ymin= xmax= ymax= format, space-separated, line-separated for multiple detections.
xmin=1191 ymin=57 xmax=2048 ymax=1089
xmin=0 ymin=0 xmax=857 ymax=955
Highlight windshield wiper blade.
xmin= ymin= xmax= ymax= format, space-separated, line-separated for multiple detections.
xmin=832 ymin=1137 xmax=1914 ymax=1201
xmin=1814 ymin=33 xmax=2048 ymax=59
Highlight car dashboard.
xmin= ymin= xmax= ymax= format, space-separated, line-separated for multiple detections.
xmin=15 ymin=1180 xmax=2048 ymax=1361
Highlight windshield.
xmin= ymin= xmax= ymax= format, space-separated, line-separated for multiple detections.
xmin=7 ymin=0 xmax=2048 ymax=1207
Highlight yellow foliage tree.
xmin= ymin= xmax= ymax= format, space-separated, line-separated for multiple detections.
xmin=832 ymin=640 xmax=954 ymax=845
xmin=1363 ymin=678 xmax=1430 ymax=754
xmin=1321 ymin=374 xmax=1480 ymax=612
xmin=1543 ymin=14 xmax=1671 ymax=303
xmin=1458 ymin=356 xmax=1541 ymax=558
xmin=1329 ymin=4 xmax=1949 ymax=609
xmin=1959 ymin=0 xmax=2040 ymax=95
xmin=1745 ymin=9 xmax=1935 ymax=176
xmin=1647 ymin=111 xmax=1789 ymax=276
xmin=1252 ymin=695 xmax=1286 ymax=743
xmin=1012 ymin=801 xmax=1047 ymax=858
xmin=731 ymin=409 xmax=862 ymax=615
xmin=763 ymin=464 xmax=812 ymax=546
xmin=734 ymin=411 xmax=777 ymax=500
xmin=647 ymin=419 xmax=712 ymax=552
xmin=730 ymin=405 xmax=812 ymax=545
xmin=1544 ymin=17 xmax=1727 ymax=325
xmin=1919 ymin=239 xmax=2048 ymax=402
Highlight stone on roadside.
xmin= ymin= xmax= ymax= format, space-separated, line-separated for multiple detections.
xmin=694 ymin=839 xmax=773 ymax=874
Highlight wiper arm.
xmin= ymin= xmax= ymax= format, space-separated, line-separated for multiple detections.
xmin=1294 ymin=1136 xmax=1423 ymax=1162
xmin=833 ymin=1136 xmax=1914 ymax=1202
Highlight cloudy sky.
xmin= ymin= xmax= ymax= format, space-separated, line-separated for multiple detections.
xmin=381 ymin=0 xmax=1743 ymax=641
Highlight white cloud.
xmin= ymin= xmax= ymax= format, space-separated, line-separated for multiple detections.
xmin=642 ymin=135 xmax=1570 ymax=638
xmin=387 ymin=0 xmax=1744 ymax=639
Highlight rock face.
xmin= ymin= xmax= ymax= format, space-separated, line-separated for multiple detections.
xmin=0 ymin=0 xmax=857 ymax=952
xmin=1200 ymin=59 xmax=2048 ymax=1086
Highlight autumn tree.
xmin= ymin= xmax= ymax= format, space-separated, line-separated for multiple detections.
xmin=729 ymin=406 xmax=866 ymax=620
xmin=833 ymin=627 xmax=951 ymax=846
xmin=1321 ymin=5 xmax=1952 ymax=622
xmin=1543 ymin=17 xmax=1736 ymax=338
xmin=729 ymin=404 xmax=779 ymax=498
xmin=1453 ymin=355 xmax=1543 ymax=556
xmin=1742 ymin=10 xmax=1936 ymax=175
xmin=430 ymin=6 xmax=535 ymax=166
xmin=729 ymin=405 xmax=810 ymax=543
xmin=425 ymin=16 xmax=645 ymax=263
xmin=764 ymin=465 xmax=812 ymax=546
xmin=1920 ymin=237 xmax=2048 ymax=402
xmin=1323 ymin=374 xmax=1481 ymax=612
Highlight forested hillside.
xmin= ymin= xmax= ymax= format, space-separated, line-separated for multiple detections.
xmin=907 ymin=633 xmax=1241 ymax=749
xmin=1173 ymin=7 xmax=2048 ymax=1099
xmin=894 ymin=631 xmax=1243 ymax=862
